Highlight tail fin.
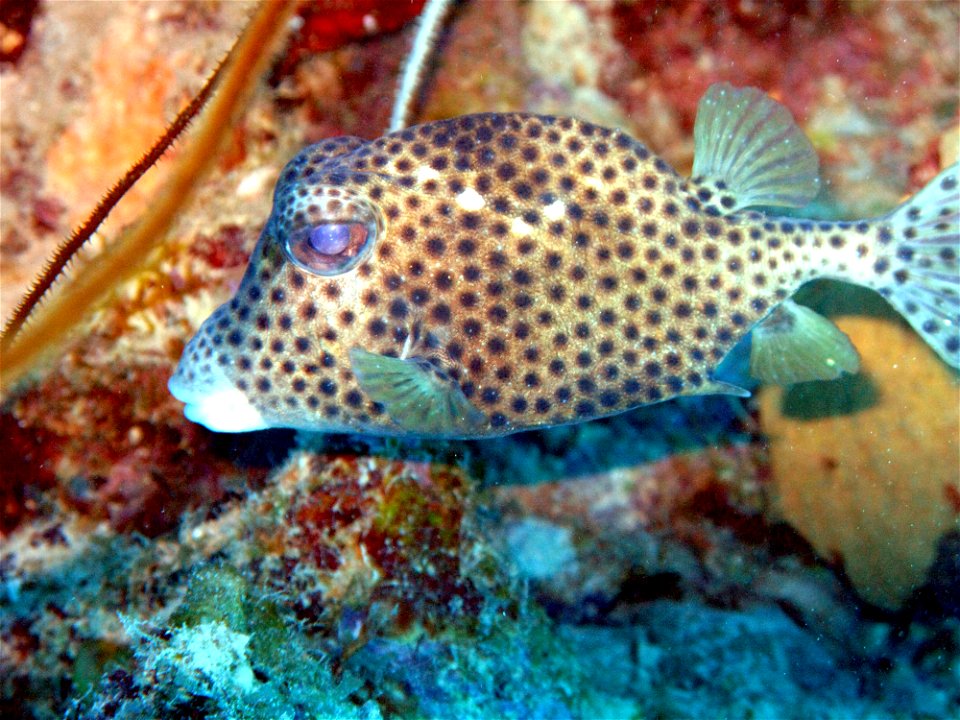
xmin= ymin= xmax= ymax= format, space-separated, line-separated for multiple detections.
xmin=879 ymin=163 xmax=959 ymax=369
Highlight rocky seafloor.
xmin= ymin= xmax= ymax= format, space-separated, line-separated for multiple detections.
xmin=1 ymin=1 xmax=958 ymax=718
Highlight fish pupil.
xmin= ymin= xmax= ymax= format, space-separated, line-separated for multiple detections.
xmin=283 ymin=214 xmax=379 ymax=276
xmin=309 ymin=223 xmax=351 ymax=255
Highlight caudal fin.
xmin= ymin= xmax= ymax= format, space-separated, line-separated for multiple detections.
xmin=878 ymin=164 xmax=959 ymax=369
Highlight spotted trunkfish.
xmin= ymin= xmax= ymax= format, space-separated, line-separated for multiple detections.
xmin=169 ymin=83 xmax=959 ymax=437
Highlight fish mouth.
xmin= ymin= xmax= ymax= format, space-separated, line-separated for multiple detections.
xmin=168 ymin=359 xmax=269 ymax=433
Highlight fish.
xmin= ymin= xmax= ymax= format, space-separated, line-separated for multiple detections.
xmin=168 ymin=83 xmax=959 ymax=437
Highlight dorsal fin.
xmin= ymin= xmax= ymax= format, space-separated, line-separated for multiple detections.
xmin=691 ymin=83 xmax=820 ymax=212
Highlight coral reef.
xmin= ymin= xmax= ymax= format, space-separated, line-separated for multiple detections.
xmin=1 ymin=1 xmax=958 ymax=718
xmin=0 ymin=1 xmax=252 ymax=317
xmin=247 ymin=451 xmax=485 ymax=632
xmin=1 ymin=450 xmax=592 ymax=719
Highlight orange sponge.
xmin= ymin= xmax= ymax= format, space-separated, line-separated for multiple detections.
xmin=758 ymin=288 xmax=959 ymax=609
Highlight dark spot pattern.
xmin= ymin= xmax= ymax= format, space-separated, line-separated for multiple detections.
xmin=174 ymin=109 xmax=925 ymax=439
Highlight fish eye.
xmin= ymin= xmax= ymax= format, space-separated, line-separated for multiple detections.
xmin=283 ymin=202 xmax=380 ymax=276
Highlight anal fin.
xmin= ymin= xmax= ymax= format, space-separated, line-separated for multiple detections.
xmin=750 ymin=299 xmax=860 ymax=386
xmin=700 ymin=380 xmax=752 ymax=398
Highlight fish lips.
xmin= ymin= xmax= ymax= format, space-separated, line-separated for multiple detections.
xmin=168 ymin=355 xmax=269 ymax=433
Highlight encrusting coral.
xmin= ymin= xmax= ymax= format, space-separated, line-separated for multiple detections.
xmin=91 ymin=565 xmax=384 ymax=720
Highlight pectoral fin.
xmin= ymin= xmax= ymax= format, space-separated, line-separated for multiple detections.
xmin=750 ymin=300 xmax=860 ymax=386
xmin=349 ymin=348 xmax=486 ymax=436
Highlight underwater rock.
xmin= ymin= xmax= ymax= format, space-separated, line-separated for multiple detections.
xmin=758 ymin=285 xmax=960 ymax=609
xmin=249 ymin=450 xmax=484 ymax=631
xmin=563 ymin=601 xmax=863 ymax=719
xmin=487 ymin=446 xmax=797 ymax=618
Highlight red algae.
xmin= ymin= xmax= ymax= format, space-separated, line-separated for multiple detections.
xmin=0 ymin=411 xmax=59 ymax=536
xmin=274 ymin=0 xmax=426 ymax=78
xmin=188 ymin=224 xmax=255 ymax=271
xmin=270 ymin=1 xmax=429 ymax=140
xmin=606 ymin=0 xmax=958 ymax=182
xmin=611 ymin=0 xmax=858 ymax=131
xmin=8 ymin=357 xmax=268 ymax=537
xmin=254 ymin=453 xmax=484 ymax=633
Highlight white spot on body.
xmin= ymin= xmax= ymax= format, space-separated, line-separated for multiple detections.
xmin=456 ymin=187 xmax=486 ymax=211
xmin=583 ymin=176 xmax=603 ymax=191
xmin=544 ymin=199 xmax=566 ymax=221
xmin=400 ymin=331 xmax=414 ymax=359
xmin=511 ymin=217 xmax=534 ymax=236
xmin=415 ymin=166 xmax=441 ymax=183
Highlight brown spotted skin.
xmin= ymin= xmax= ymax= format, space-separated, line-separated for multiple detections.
xmin=174 ymin=113 xmax=903 ymax=437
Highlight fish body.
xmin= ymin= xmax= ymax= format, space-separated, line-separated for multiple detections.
xmin=169 ymin=84 xmax=959 ymax=437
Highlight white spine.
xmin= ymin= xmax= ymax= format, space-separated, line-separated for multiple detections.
xmin=388 ymin=0 xmax=454 ymax=132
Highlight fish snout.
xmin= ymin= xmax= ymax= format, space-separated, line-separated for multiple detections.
xmin=168 ymin=321 xmax=269 ymax=433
